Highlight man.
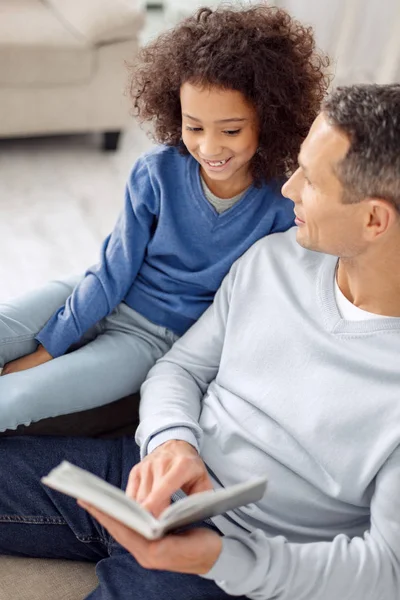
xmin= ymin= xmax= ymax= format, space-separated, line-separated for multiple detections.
xmin=1 ymin=84 xmax=400 ymax=600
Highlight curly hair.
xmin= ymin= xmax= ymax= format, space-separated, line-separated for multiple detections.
xmin=128 ymin=3 xmax=330 ymax=184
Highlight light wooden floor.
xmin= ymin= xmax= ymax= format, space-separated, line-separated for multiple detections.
xmin=0 ymin=126 xmax=154 ymax=303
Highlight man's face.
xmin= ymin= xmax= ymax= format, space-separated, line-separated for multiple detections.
xmin=180 ymin=82 xmax=259 ymax=197
xmin=282 ymin=113 xmax=366 ymax=257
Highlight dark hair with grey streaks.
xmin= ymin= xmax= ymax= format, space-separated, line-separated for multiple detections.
xmin=323 ymin=84 xmax=400 ymax=211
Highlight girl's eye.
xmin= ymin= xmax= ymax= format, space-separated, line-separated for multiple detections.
xmin=186 ymin=126 xmax=202 ymax=132
xmin=224 ymin=129 xmax=241 ymax=136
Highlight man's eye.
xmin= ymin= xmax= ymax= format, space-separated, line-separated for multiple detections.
xmin=186 ymin=126 xmax=202 ymax=132
xmin=224 ymin=129 xmax=241 ymax=136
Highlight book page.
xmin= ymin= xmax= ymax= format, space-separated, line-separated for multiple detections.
xmin=158 ymin=477 xmax=268 ymax=535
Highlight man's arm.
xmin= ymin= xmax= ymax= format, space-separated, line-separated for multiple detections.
xmin=135 ymin=261 xmax=235 ymax=458
xmin=201 ymin=444 xmax=400 ymax=599
xmin=80 ymin=445 xmax=400 ymax=600
xmin=129 ymin=263 xmax=234 ymax=517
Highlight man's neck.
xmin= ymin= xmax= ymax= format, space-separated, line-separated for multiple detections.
xmin=337 ymin=247 xmax=400 ymax=317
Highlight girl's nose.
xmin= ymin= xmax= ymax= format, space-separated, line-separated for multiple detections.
xmin=199 ymin=135 xmax=223 ymax=158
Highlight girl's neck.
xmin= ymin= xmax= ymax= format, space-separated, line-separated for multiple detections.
xmin=200 ymin=167 xmax=253 ymax=199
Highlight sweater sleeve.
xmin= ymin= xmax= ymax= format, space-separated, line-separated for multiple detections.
xmin=37 ymin=156 xmax=159 ymax=358
xmin=203 ymin=445 xmax=400 ymax=600
xmin=135 ymin=262 xmax=235 ymax=459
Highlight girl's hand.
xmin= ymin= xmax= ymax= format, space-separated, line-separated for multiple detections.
xmin=1 ymin=345 xmax=53 ymax=375
xmin=127 ymin=439 xmax=213 ymax=518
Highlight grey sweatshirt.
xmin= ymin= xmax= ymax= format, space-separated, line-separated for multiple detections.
xmin=136 ymin=228 xmax=400 ymax=600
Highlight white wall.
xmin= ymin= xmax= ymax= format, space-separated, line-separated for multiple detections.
xmin=163 ymin=0 xmax=400 ymax=85
xmin=274 ymin=0 xmax=400 ymax=85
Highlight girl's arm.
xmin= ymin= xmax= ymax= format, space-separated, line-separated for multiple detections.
xmin=36 ymin=156 xmax=159 ymax=358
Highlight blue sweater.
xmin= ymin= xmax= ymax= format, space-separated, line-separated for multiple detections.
xmin=37 ymin=145 xmax=295 ymax=358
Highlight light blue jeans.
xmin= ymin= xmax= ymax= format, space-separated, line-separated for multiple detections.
xmin=0 ymin=277 xmax=179 ymax=431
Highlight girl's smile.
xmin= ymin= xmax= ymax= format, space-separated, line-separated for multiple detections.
xmin=201 ymin=156 xmax=233 ymax=172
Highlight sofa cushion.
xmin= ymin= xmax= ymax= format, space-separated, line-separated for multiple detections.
xmin=0 ymin=0 xmax=94 ymax=86
xmin=46 ymin=0 xmax=146 ymax=45
xmin=0 ymin=556 xmax=97 ymax=599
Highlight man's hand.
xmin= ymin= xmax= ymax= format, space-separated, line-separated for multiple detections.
xmin=78 ymin=500 xmax=223 ymax=575
xmin=127 ymin=439 xmax=213 ymax=517
xmin=1 ymin=345 xmax=53 ymax=375
xmin=78 ymin=441 xmax=220 ymax=575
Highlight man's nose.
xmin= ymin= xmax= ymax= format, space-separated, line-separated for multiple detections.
xmin=282 ymin=168 xmax=302 ymax=204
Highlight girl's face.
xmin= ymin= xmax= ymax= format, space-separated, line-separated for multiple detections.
xmin=180 ymin=82 xmax=259 ymax=198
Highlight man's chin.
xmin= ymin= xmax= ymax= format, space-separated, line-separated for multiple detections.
xmin=295 ymin=228 xmax=308 ymax=247
xmin=295 ymin=229 xmax=319 ymax=253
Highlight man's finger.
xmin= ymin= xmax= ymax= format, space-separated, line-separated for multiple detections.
xmin=182 ymin=474 xmax=213 ymax=496
xmin=141 ymin=461 xmax=203 ymax=515
xmin=126 ymin=467 xmax=140 ymax=498
xmin=2 ymin=363 xmax=13 ymax=375
xmin=135 ymin=467 xmax=154 ymax=505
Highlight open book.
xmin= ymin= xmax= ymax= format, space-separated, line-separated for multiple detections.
xmin=42 ymin=461 xmax=268 ymax=540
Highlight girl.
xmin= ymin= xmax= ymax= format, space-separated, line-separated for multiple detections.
xmin=0 ymin=4 xmax=328 ymax=430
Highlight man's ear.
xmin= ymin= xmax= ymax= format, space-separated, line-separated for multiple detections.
xmin=363 ymin=198 xmax=398 ymax=240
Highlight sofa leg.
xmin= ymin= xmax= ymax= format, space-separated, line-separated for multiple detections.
xmin=102 ymin=130 xmax=121 ymax=151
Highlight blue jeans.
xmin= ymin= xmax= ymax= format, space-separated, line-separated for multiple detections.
xmin=0 ymin=278 xmax=178 ymax=431
xmin=0 ymin=436 xmax=246 ymax=599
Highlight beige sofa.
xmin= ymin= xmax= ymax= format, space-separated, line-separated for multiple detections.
xmin=0 ymin=0 xmax=146 ymax=150
xmin=0 ymin=556 xmax=98 ymax=599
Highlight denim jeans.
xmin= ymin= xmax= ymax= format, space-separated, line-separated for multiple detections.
xmin=0 ymin=278 xmax=178 ymax=431
xmin=0 ymin=435 xmax=246 ymax=599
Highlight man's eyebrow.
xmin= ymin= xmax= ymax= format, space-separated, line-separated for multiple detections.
xmin=182 ymin=113 xmax=248 ymax=124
